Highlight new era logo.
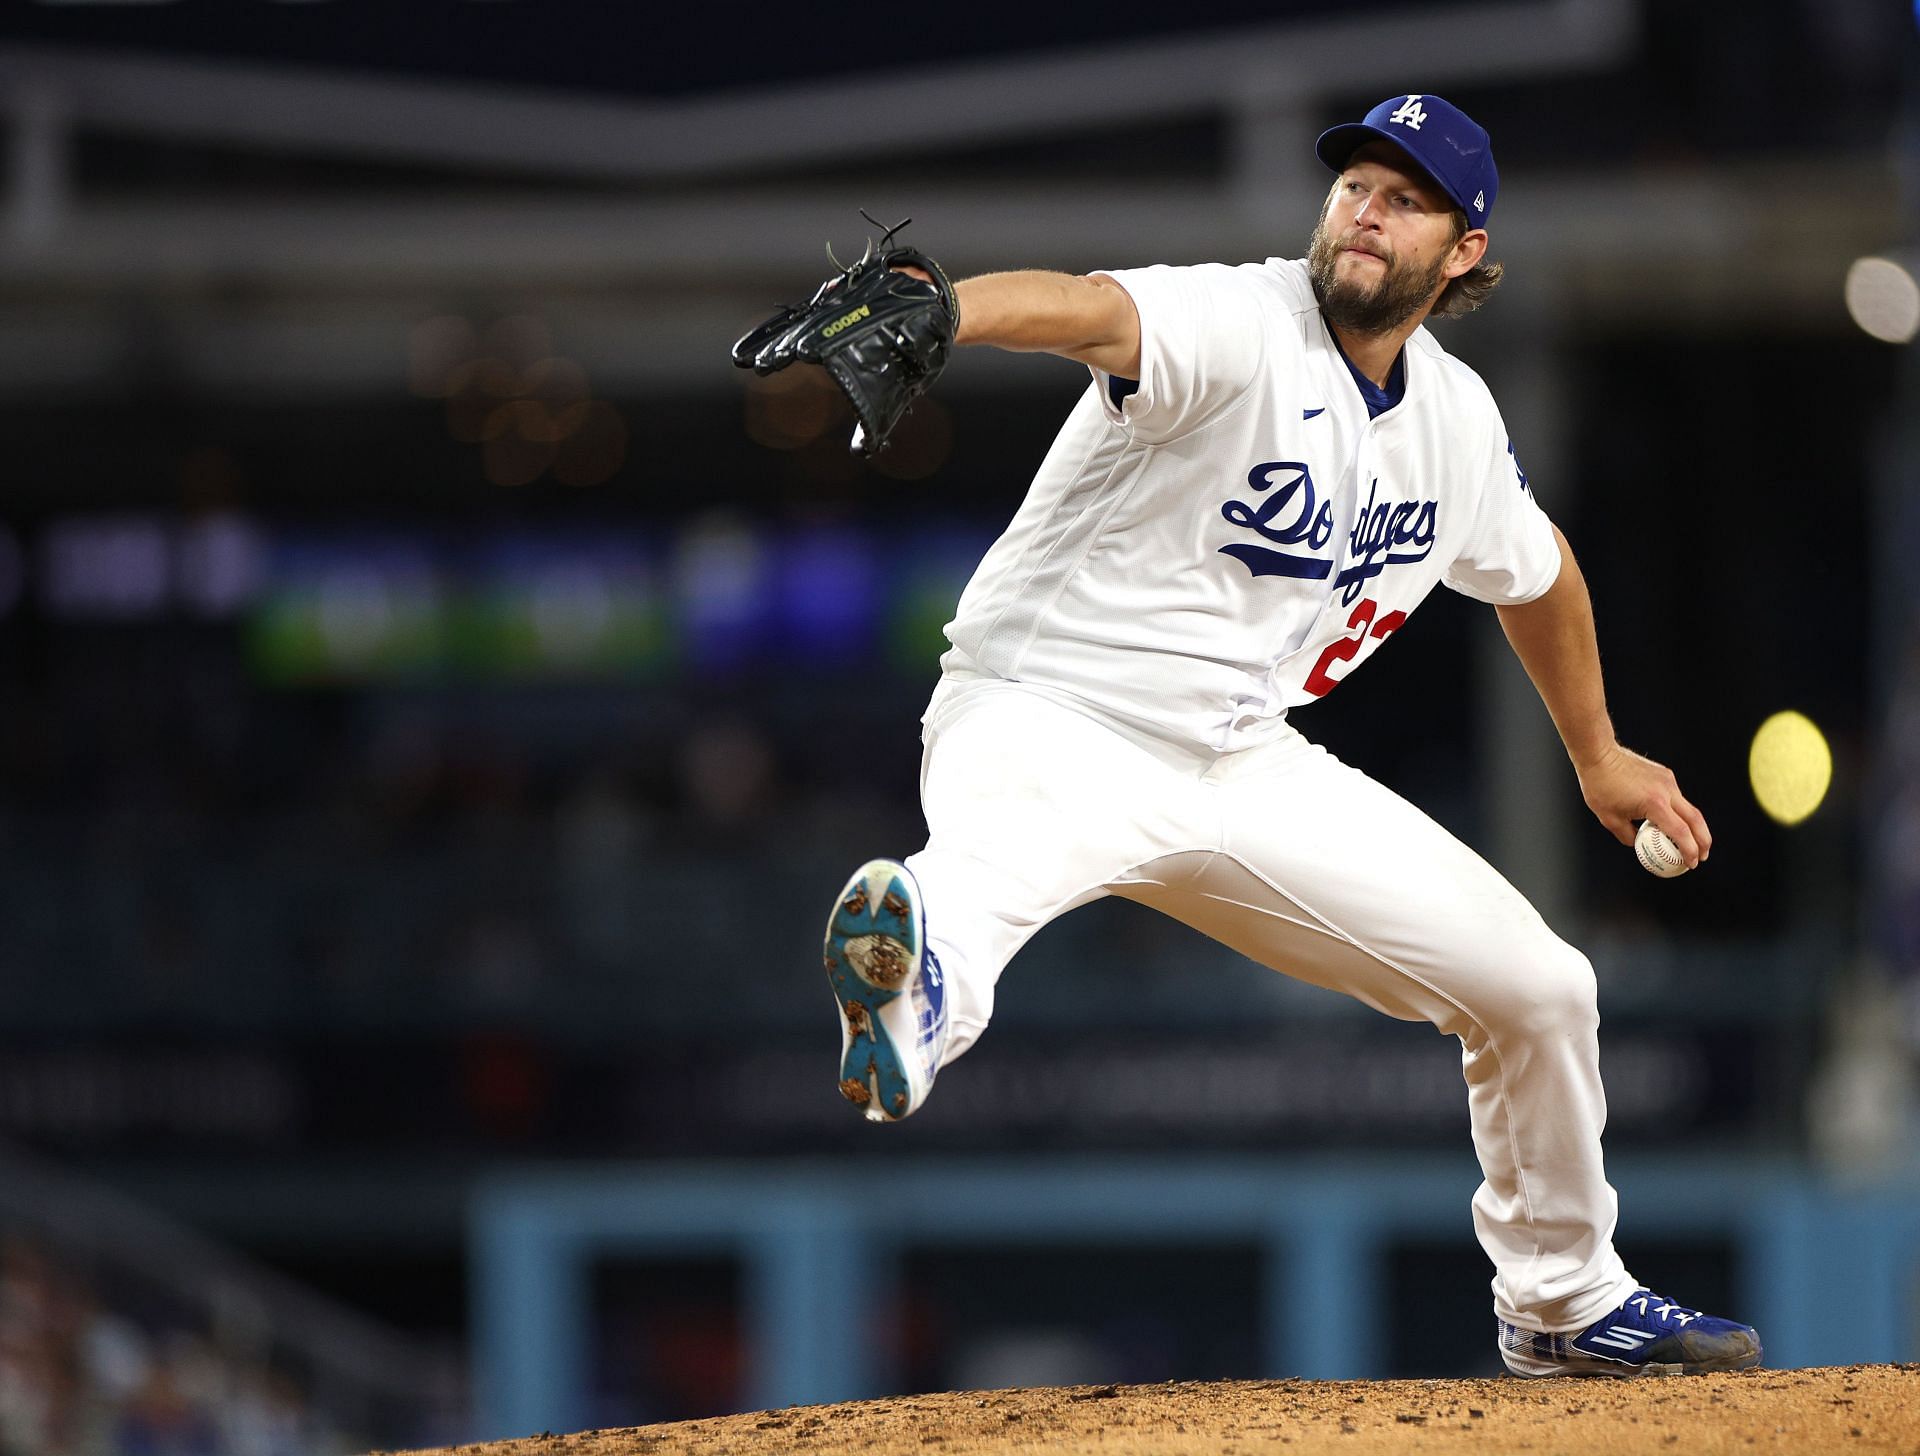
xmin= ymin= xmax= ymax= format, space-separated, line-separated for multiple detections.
xmin=1388 ymin=95 xmax=1428 ymax=130
xmin=1473 ymin=190 xmax=1486 ymax=212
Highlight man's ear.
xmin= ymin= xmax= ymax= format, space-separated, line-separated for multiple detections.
xmin=1447 ymin=229 xmax=1490 ymax=280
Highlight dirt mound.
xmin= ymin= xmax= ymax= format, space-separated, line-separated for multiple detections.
xmin=401 ymin=1364 xmax=1919 ymax=1456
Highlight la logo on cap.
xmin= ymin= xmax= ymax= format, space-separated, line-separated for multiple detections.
xmin=1388 ymin=95 xmax=1427 ymax=130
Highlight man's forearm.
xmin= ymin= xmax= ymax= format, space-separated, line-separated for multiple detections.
xmin=1494 ymin=527 xmax=1616 ymax=768
xmin=953 ymin=271 xmax=1142 ymax=377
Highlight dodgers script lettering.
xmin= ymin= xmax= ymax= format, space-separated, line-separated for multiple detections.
xmin=1332 ymin=477 xmax=1437 ymax=604
xmin=1217 ymin=461 xmax=1335 ymax=580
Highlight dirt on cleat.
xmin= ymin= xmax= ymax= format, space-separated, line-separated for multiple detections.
xmin=846 ymin=935 xmax=910 ymax=990
xmin=844 ymin=1002 xmax=870 ymax=1038
xmin=843 ymin=886 xmax=869 ymax=916
xmin=882 ymin=890 xmax=909 ymax=920
xmin=838 ymin=1078 xmax=871 ymax=1105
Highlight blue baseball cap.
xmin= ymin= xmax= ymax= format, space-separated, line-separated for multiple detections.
xmin=1315 ymin=94 xmax=1498 ymax=229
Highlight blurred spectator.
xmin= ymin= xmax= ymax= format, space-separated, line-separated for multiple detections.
xmin=0 ymin=1228 xmax=346 ymax=1456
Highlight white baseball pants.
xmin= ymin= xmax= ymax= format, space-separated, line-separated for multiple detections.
xmin=903 ymin=677 xmax=1639 ymax=1334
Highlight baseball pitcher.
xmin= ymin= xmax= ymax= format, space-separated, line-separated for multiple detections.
xmin=737 ymin=93 xmax=1760 ymax=1378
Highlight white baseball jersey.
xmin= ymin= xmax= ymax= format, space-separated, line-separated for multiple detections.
xmin=936 ymin=257 xmax=1560 ymax=753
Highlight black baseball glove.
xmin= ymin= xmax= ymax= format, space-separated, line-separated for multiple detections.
xmin=732 ymin=215 xmax=960 ymax=457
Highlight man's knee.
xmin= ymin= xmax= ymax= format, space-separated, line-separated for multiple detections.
xmin=1495 ymin=940 xmax=1600 ymax=1044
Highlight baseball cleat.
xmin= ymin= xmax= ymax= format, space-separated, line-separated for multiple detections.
xmin=1499 ymin=1289 xmax=1762 ymax=1377
xmin=823 ymin=858 xmax=948 ymax=1124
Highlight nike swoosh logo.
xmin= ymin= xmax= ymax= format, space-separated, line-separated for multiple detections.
xmin=1303 ymin=407 xmax=1326 ymax=419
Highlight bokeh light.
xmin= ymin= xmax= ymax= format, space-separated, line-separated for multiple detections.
xmin=1749 ymin=710 xmax=1833 ymax=826
xmin=430 ymin=324 xmax=612 ymax=486
xmin=408 ymin=316 xmax=479 ymax=398
xmin=871 ymin=398 xmax=955 ymax=481
xmin=480 ymin=315 xmax=553 ymax=373
xmin=520 ymin=358 xmax=592 ymax=441
xmin=40 ymin=516 xmax=170 ymax=620
xmin=482 ymin=422 xmax=557 ymax=487
xmin=1843 ymin=257 xmax=1920 ymax=344
xmin=317 ymin=566 xmax=398 ymax=662
xmin=675 ymin=515 xmax=769 ymax=672
xmin=743 ymin=367 xmax=844 ymax=450
xmin=528 ymin=573 xmax=616 ymax=667
xmin=446 ymin=357 xmax=522 ymax=443
xmin=177 ymin=513 xmax=268 ymax=617
xmin=479 ymin=398 xmax=546 ymax=444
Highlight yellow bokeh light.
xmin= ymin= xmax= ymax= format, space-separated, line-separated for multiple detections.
xmin=1748 ymin=710 xmax=1832 ymax=826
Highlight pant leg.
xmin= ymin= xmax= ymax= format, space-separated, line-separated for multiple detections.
xmin=1115 ymin=721 xmax=1638 ymax=1333
xmin=905 ymin=680 xmax=1216 ymax=1064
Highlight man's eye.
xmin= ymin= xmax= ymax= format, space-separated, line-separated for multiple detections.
xmin=1394 ymin=194 xmax=1415 ymax=208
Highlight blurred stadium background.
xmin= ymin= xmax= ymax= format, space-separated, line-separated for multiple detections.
xmin=0 ymin=0 xmax=1916 ymax=1450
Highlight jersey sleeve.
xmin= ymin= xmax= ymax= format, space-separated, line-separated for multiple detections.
xmin=1087 ymin=263 xmax=1266 ymax=444
xmin=1441 ymin=406 xmax=1563 ymax=605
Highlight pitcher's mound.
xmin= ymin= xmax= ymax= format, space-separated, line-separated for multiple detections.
xmin=405 ymin=1364 xmax=1918 ymax=1456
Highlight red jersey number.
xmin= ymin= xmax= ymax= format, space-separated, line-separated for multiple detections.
xmin=1302 ymin=598 xmax=1407 ymax=697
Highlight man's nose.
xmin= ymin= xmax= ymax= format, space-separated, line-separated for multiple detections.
xmin=1352 ymin=191 xmax=1384 ymax=229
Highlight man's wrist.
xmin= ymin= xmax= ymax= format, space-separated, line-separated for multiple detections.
xmin=951 ymin=277 xmax=977 ymax=345
xmin=1565 ymin=726 xmax=1619 ymax=774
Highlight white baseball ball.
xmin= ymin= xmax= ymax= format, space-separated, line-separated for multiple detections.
xmin=1634 ymin=821 xmax=1689 ymax=878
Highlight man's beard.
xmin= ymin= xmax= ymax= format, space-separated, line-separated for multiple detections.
xmin=1307 ymin=221 xmax=1449 ymax=335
